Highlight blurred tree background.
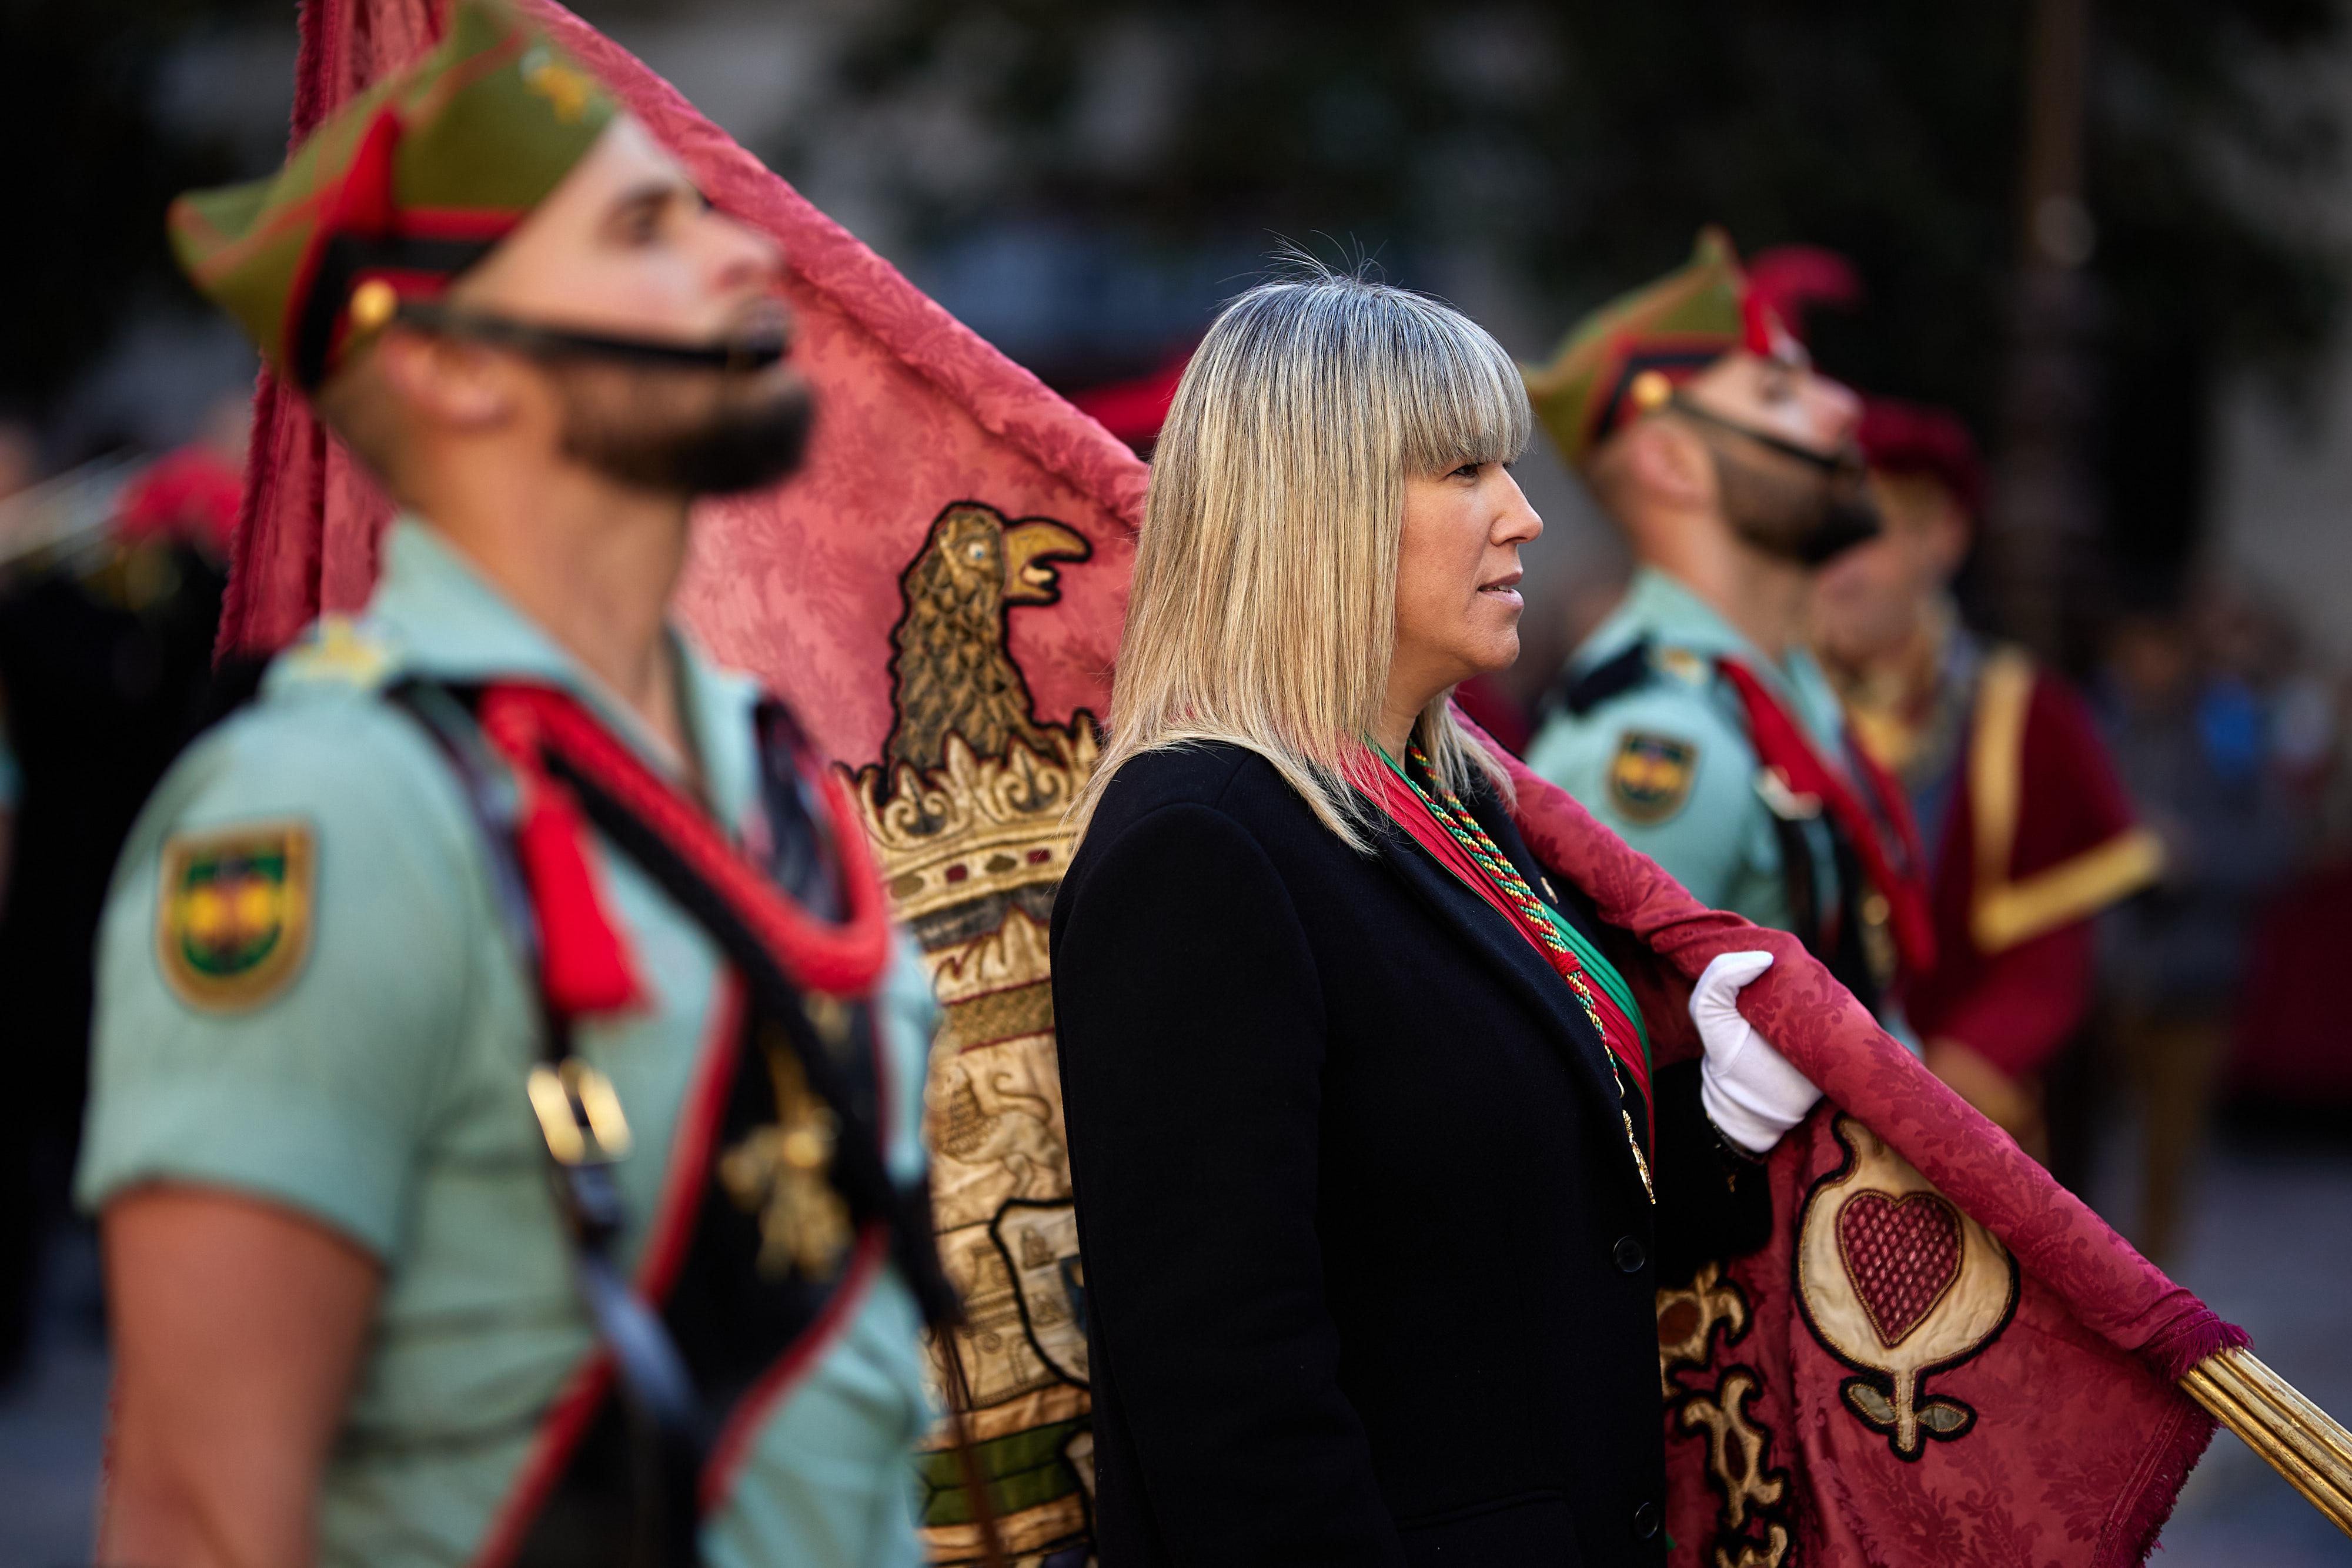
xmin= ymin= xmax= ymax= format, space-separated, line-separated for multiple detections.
xmin=10 ymin=0 xmax=2347 ymax=603
xmin=0 ymin=0 xmax=283 ymax=429
xmin=779 ymin=0 xmax=2347 ymax=600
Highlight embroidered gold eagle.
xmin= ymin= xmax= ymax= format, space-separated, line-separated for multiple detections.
xmin=883 ymin=502 xmax=1090 ymax=775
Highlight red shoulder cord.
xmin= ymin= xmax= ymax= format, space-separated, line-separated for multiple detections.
xmin=1715 ymin=658 xmax=1937 ymax=981
xmin=473 ymin=683 xmax=892 ymax=1017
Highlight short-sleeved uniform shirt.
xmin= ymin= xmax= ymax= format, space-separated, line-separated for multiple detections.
xmin=78 ymin=518 xmax=936 ymax=1568
xmin=1525 ymin=566 xmax=1859 ymax=941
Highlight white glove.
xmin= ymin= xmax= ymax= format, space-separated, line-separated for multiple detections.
xmin=1692 ymin=951 xmax=1820 ymax=1155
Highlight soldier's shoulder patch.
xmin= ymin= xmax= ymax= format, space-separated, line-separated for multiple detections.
xmin=156 ymin=820 xmax=316 ymax=1011
xmin=1608 ymin=730 xmax=1698 ymax=825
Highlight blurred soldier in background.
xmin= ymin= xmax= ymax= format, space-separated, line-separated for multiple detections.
xmin=1521 ymin=230 xmax=1933 ymax=1026
xmin=1811 ymin=399 xmax=2161 ymax=1178
xmin=0 ymin=420 xmax=242 ymax=1389
xmin=75 ymin=4 xmax=964 ymax=1564
xmin=0 ymin=417 xmax=37 ymax=908
xmin=2097 ymin=603 xmax=2301 ymax=1263
xmin=0 ymin=416 xmax=48 ymax=901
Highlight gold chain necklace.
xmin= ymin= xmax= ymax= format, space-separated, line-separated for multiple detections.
xmin=1395 ymin=745 xmax=1655 ymax=1205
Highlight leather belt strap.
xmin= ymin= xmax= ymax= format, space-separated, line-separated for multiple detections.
xmin=392 ymin=677 xmax=1004 ymax=1567
xmin=394 ymin=679 xmax=705 ymax=1568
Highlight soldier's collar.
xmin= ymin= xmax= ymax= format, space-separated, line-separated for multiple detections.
xmin=1618 ymin=567 xmax=1824 ymax=707
xmin=372 ymin=517 xmax=748 ymax=815
xmin=373 ymin=519 xmax=583 ymax=690
xmin=1619 ymin=567 xmax=1762 ymax=663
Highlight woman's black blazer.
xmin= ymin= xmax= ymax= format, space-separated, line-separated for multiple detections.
xmin=1050 ymin=741 xmax=1765 ymax=1568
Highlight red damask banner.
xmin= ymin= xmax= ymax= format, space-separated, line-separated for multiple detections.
xmin=1480 ymin=725 xmax=2239 ymax=1567
xmin=234 ymin=4 xmax=2237 ymax=1564
xmin=224 ymin=0 xmax=1143 ymax=774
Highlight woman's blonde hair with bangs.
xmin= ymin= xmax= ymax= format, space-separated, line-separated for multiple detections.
xmin=1077 ymin=262 xmax=1534 ymax=850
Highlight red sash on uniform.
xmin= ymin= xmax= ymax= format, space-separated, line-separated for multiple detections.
xmin=392 ymin=680 xmax=930 ymax=1568
xmin=1715 ymin=658 xmax=1936 ymax=982
xmin=475 ymin=682 xmax=894 ymax=1010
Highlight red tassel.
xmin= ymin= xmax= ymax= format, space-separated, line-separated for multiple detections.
xmin=512 ymin=773 xmax=644 ymax=1017
xmin=482 ymin=696 xmax=646 ymax=1019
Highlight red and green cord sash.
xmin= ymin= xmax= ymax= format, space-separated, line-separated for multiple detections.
xmin=1362 ymin=744 xmax=1655 ymax=1155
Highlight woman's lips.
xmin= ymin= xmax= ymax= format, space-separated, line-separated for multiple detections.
xmin=1477 ymin=571 xmax=1524 ymax=607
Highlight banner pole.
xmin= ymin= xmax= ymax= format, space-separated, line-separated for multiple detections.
xmin=2181 ymin=1348 xmax=2352 ymax=1536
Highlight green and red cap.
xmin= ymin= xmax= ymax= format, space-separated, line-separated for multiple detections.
xmin=168 ymin=0 xmax=617 ymax=390
xmin=1523 ymin=227 xmax=1800 ymax=472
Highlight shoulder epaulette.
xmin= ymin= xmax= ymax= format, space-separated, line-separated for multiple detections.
xmin=273 ymin=614 xmax=400 ymax=693
xmin=1551 ymin=637 xmax=1655 ymax=718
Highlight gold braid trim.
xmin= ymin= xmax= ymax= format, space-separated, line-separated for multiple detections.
xmin=1967 ymin=647 xmax=2164 ymax=954
xmin=1973 ymin=828 xmax=2166 ymax=953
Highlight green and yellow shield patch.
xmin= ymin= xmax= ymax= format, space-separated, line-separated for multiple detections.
xmin=1608 ymin=731 xmax=1698 ymax=825
xmin=157 ymin=822 xmax=315 ymax=1010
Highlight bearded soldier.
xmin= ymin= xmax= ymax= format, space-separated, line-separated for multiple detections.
xmin=1521 ymin=230 xmax=1933 ymax=1024
xmin=76 ymin=5 xmax=963 ymax=1563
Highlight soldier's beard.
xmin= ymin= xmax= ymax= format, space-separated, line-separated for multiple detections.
xmin=556 ymin=364 xmax=814 ymax=499
xmin=1710 ymin=443 xmax=1882 ymax=568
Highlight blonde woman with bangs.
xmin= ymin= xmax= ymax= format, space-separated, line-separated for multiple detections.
xmin=1050 ymin=268 xmax=1808 ymax=1567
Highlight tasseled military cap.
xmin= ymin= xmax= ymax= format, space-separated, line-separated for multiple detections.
xmin=168 ymin=0 xmax=616 ymax=390
xmin=1523 ymin=228 xmax=1799 ymax=472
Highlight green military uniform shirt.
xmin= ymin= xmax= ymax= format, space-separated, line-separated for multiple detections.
xmin=1525 ymin=565 xmax=1859 ymax=944
xmin=78 ymin=518 xmax=937 ymax=1567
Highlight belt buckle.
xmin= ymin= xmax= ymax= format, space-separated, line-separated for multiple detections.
xmin=527 ymin=1060 xmax=634 ymax=1165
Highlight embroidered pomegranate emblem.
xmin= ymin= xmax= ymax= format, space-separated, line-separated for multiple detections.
xmin=1837 ymin=1190 xmax=1964 ymax=1348
xmin=1797 ymin=1116 xmax=2019 ymax=1458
